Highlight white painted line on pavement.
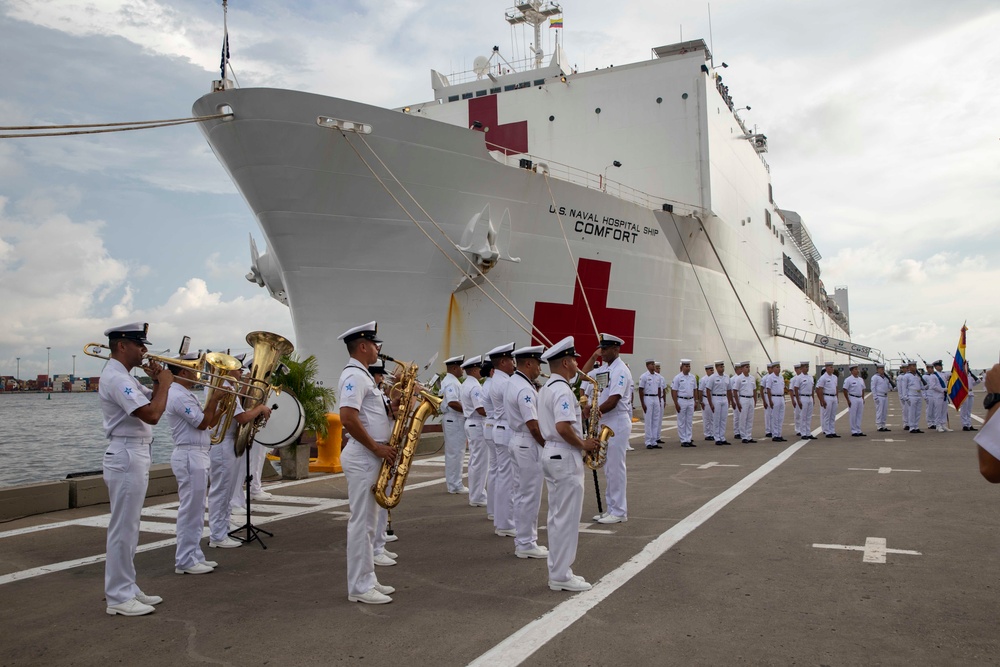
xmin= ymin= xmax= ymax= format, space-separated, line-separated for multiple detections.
xmin=813 ymin=537 xmax=921 ymax=563
xmin=681 ymin=462 xmax=741 ymax=470
xmin=847 ymin=467 xmax=921 ymax=474
xmin=467 ymin=407 xmax=851 ymax=667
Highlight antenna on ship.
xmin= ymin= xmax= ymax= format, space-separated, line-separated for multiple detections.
xmin=505 ymin=1 xmax=562 ymax=70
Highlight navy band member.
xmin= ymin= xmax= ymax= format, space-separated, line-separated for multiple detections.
xmin=582 ymin=333 xmax=633 ymax=523
xmin=842 ymin=364 xmax=867 ymax=436
xmin=699 ymin=364 xmax=715 ymax=441
xmin=488 ymin=342 xmax=517 ymax=536
xmin=165 ymin=353 xmax=227 ymax=575
xmin=338 ymin=321 xmax=398 ymax=604
xmin=539 ymin=337 xmax=600 ymax=591
xmin=506 ymin=345 xmax=549 ymax=558
xmin=461 ymin=356 xmax=490 ymax=507
xmin=816 ymin=361 xmax=840 ymax=437
xmin=99 ymin=322 xmax=172 ymax=616
xmin=441 ymin=354 xmax=469 ymax=494
xmin=871 ymin=364 xmax=892 ymax=432
xmin=368 ymin=360 xmax=399 ymax=565
xmin=671 ymin=359 xmax=696 ymax=447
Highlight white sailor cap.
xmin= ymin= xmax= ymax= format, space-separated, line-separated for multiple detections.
xmin=704 ymin=363 xmax=714 ymax=369
xmin=680 ymin=358 xmax=691 ymax=365
xmin=461 ymin=355 xmax=483 ymax=369
xmin=925 ymin=361 xmax=934 ymax=367
xmin=104 ymin=321 xmax=151 ymax=345
xmin=368 ymin=361 xmax=387 ymax=375
xmin=487 ymin=342 xmax=515 ymax=359
xmin=645 ymin=358 xmax=655 ymax=364
xmin=338 ymin=321 xmax=381 ymax=344
xmin=800 ymin=361 xmax=810 ymax=366
xmin=737 ymin=361 xmax=750 ymax=367
xmin=793 ymin=362 xmax=802 ymax=369
xmin=932 ymin=359 xmax=943 ymax=366
xmin=714 ymin=360 xmax=725 ymax=366
xmin=598 ymin=333 xmax=624 ymax=348
xmin=772 ymin=360 xmax=781 ymax=366
xmin=232 ymin=352 xmax=247 ymax=363
xmin=541 ymin=336 xmax=580 ymax=363
xmin=444 ymin=354 xmax=465 ymax=366
xmin=514 ymin=345 xmax=545 ymax=361
xmin=876 ymin=363 xmax=885 ymax=369
xmin=243 ymin=355 xmax=254 ymax=370
xmin=824 ymin=360 xmax=834 ymax=366
xmin=654 ymin=361 xmax=662 ymax=366
xmin=849 ymin=364 xmax=859 ymax=370
xmin=176 ymin=352 xmax=201 ymax=361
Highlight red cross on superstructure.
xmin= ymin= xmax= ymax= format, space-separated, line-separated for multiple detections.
xmin=468 ymin=95 xmax=528 ymax=156
xmin=531 ymin=258 xmax=635 ymax=353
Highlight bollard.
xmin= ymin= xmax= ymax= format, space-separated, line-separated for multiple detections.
xmin=310 ymin=412 xmax=343 ymax=473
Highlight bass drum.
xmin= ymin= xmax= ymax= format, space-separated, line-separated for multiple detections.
xmin=253 ymin=390 xmax=306 ymax=449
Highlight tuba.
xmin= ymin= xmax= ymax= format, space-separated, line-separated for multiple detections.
xmin=372 ymin=355 xmax=443 ymax=509
xmin=233 ymin=331 xmax=295 ymax=456
xmin=578 ymin=372 xmax=614 ymax=470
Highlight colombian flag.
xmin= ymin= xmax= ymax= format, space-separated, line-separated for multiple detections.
xmin=947 ymin=323 xmax=969 ymax=409
xmin=550 ymin=17 xmax=563 ymax=29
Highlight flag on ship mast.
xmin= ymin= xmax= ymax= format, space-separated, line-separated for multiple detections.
xmin=549 ymin=17 xmax=563 ymax=29
xmin=946 ymin=323 xmax=969 ymax=409
xmin=220 ymin=32 xmax=230 ymax=80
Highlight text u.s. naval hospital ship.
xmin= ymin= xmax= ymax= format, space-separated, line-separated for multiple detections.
xmin=194 ymin=2 xmax=863 ymax=388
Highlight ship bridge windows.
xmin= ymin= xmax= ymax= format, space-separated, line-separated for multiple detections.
xmin=448 ymin=95 xmax=460 ymax=102
xmin=534 ymin=79 xmax=546 ymax=86
xmin=462 ymin=92 xmax=473 ymax=100
xmin=476 ymin=90 xmax=488 ymax=97
xmin=783 ymin=254 xmax=806 ymax=293
xmin=490 ymin=87 xmax=501 ymax=94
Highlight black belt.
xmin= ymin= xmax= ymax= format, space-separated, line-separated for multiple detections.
xmin=875 ymin=394 xmax=887 ymax=397
xmin=678 ymin=396 xmax=693 ymax=399
xmin=824 ymin=393 xmax=836 ymax=396
xmin=740 ymin=394 xmax=754 ymax=398
xmin=850 ymin=394 xmax=862 ymax=398
xmin=713 ymin=393 xmax=727 ymax=396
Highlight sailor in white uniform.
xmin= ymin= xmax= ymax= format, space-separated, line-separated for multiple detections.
xmin=698 ymin=364 xmax=715 ymax=442
xmin=906 ymin=363 xmax=926 ymax=434
xmin=816 ymin=361 xmax=840 ymax=438
xmin=99 ymin=322 xmax=172 ymax=616
xmin=638 ymin=359 xmax=661 ymax=449
xmin=440 ymin=355 xmax=468 ymax=493
xmin=789 ymin=363 xmax=803 ymax=437
xmin=930 ymin=360 xmax=951 ymax=431
xmin=871 ymin=364 xmax=892 ymax=432
xmin=796 ymin=362 xmax=816 ymax=439
xmin=708 ymin=360 xmax=731 ymax=445
xmin=488 ymin=342 xmax=518 ymax=536
xmin=368 ymin=360 xmax=398 ymax=565
xmin=729 ymin=366 xmax=744 ymax=441
xmin=480 ymin=361 xmax=497 ymax=520
xmin=670 ymin=359 xmax=697 ymax=447
xmin=582 ymin=333 xmax=633 ymax=523
xmin=655 ymin=363 xmax=667 ymax=444
xmin=165 ymin=353 xmax=227 ymax=575
xmin=338 ymin=321 xmax=398 ymax=604
xmin=734 ymin=362 xmax=758 ymax=443
xmin=229 ymin=355 xmax=273 ymax=512
xmin=765 ymin=362 xmax=787 ymax=442
xmin=538 ymin=337 xmax=600 ymax=592
xmin=962 ymin=369 xmax=981 ymax=431
xmin=461 ymin=356 xmax=489 ymax=506
xmin=842 ymin=364 xmax=867 ymax=436
xmin=206 ymin=358 xmax=272 ymax=550
xmin=505 ymin=345 xmax=549 ymax=559
xmin=761 ymin=363 xmax=774 ymax=437
xmin=898 ymin=362 xmax=911 ymax=431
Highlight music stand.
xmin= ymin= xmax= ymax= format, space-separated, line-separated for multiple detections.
xmin=229 ymin=439 xmax=273 ymax=549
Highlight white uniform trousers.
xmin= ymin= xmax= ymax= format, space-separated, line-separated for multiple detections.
xmin=601 ymin=415 xmax=630 ymax=518
xmin=231 ymin=442 xmax=266 ymax=508
xmin=768 ymin=398 xmax=785 ymax=438
xmin=341 ymin=440 xmax=383 ymax=596
xmin=511 ymin=433 xmax=544 ymax=551
xmin=798 ymin=396 xmax=814 ymax=436
xmin=442 ymin=413 xmax=467 ymax=492
xmin=906 ymin=396 xmax=923 ymax=430
xmin=820 ymin=395 xmax=838 ymax=434
xmin=466 ymin=420 xmax=489 ymax=505
xmin=208 ymin=439 xmax=241 ymax=542
xmin=492 ymin=424 xmax=516 ymax=531
xmin=899 ymin=394 xmax=910 ymax=429
xmin=171 ymin=444 xmax=211 ymax=570
xmin=961 ymin=395 xmax=974 ymax=428
xmin=922 ymin=397 xmax=930 ymax=428
xmin=373 ymin=507 xmax=388 ymax=556
xmin=651 ymin=397 xmax=663 ymax=440
xmin=792 ymin=400 xmax=801 ymax=435
xmin=763 ymin=402 xmax=772 ymax=434
xmin=701 ymin=401 xmax=714 ymax=439
xmin=542 ymin=443 xmax=584 ymax=583
xmin=712 ymin=396 xmax=729 ymax=442
xmin=932 ymin=396 xmax=947 ymax=428
xmin=676 ymin=397 xmax=694 ymax=443
xmin=102 ymin=437 xmax=152 ymax=606
xmin=484 ymin=424 xmax=498 ymax=517
xmin=874 ymin=395 xmax=888 ymax=428
xmin=738 ymin=397 xmax=755 ymax=439
xmin=643 ymin=396 xmax=660 ymax=446
xmin=848 ymin=395 xmax=864 ymax=433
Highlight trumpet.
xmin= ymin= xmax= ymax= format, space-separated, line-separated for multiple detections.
xmin=82 ymin=343 xmax=265 ymax=403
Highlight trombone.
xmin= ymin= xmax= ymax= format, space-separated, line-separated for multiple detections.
xmin=82 ymin=343 xmax=266 ymax=403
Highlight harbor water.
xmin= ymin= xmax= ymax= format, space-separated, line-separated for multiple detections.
xmin=0 ymin=392 xmax=174 ymax=488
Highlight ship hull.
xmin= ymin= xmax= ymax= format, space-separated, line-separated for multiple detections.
xmin=195 ymin=88 xmax=847 ymax=387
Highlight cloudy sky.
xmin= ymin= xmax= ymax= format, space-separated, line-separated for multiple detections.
xmin=1 ymin=0 xmax=997 ymax=381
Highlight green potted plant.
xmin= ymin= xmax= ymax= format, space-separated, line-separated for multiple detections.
xmin=272 ymin=354 xmax=335 ymax=479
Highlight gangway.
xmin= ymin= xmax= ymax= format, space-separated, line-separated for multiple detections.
xmin=771 ymin=306 xmax=884 ymax=365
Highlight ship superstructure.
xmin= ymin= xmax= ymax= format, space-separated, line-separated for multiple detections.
xmin=194 ymin=3 xmax=855 ymax=387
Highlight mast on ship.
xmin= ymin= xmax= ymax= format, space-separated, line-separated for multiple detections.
xmin=505 ymin=1 xmax=562 ymax=69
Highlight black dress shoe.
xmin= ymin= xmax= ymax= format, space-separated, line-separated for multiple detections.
xmin=715 ymin=441 xmax=725 ymax=446
xmin=858 ymin=433 xmax=867 ymax=437
xmin=656 ymin=439 xmax=665 ymax=444
xmin=825 ymin=434 xmax=836 ymax=438
xmin=765 ymin=433 xmax=772 ymax=438
xmin=772 ymin=437 xmax=786 ymax=442
xmin=646 ymin=445 xmax=654 ymax=449
xmin=651 ymin=444 xmax=662 ymax=449
xmin=688 ymin=442 xmax=697 ymax=447
xmin=742 ymin=439 xmax=750 ymax=444
xmin=969 ymin=427 xmax=978 ymax=431
xmin=903 ymin=427 xmax=910 ymax=432
xmin=910 ymin=429 xmax=923 ymax=434
xmin=705 ymin=437 xmax=715 ymax=441
xmin=748 ymin=439 xmax=758 ymax=443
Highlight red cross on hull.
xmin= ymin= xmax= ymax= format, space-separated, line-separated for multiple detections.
xmin=468 ymin=95 xmax=528 ymax=156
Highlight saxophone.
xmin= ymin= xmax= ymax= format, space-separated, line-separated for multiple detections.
xmin=578 ymin=372 xmax=614 ymax=470
xmin=372 ymin=356 xmax=443 ymax=509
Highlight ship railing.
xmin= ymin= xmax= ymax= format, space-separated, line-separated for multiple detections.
xmin=444 ymin=54 xmax=549 ymax=87
xmin=486 ymin=147 xmax=694 ymax=215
